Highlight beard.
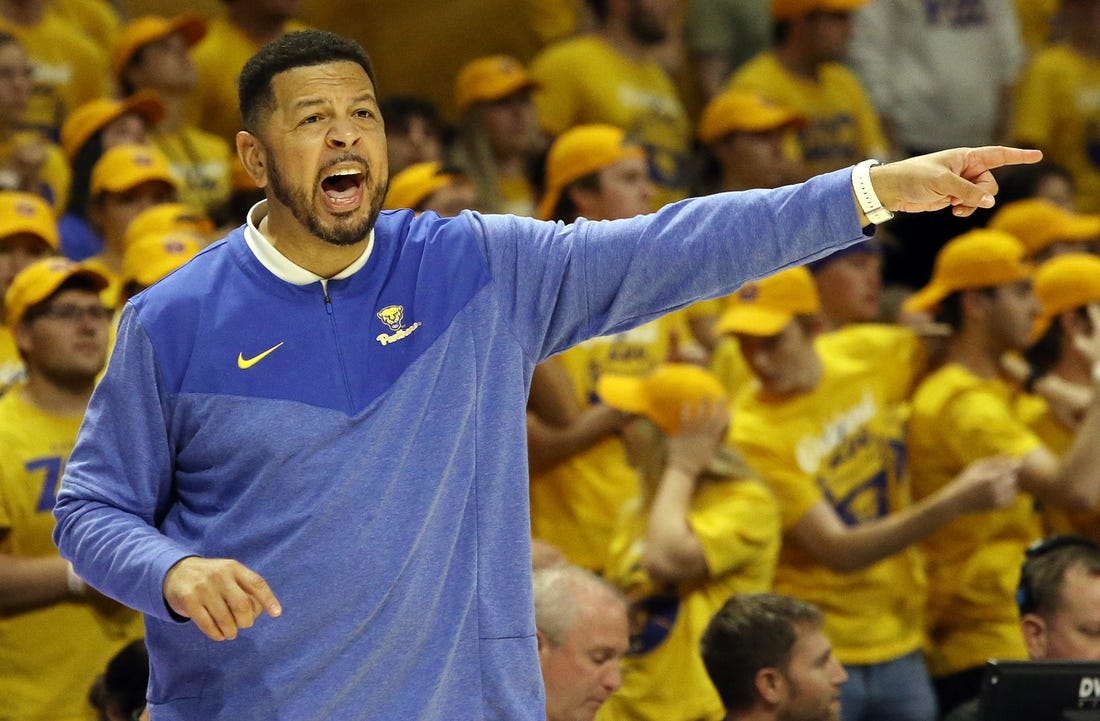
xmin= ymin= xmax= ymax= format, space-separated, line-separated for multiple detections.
xmin=267 ymin=152 xmax=388 ymax=247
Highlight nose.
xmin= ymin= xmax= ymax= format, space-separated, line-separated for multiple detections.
xmin=327 ymin=115 xmax=362 ymax=149
xmin=602 ymin=662 xmax=623 ymax=692
xmin=832 ymin=659 xmax=849 ymax=685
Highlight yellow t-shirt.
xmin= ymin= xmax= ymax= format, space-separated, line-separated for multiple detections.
xmin=0 ymin=131 xmax=71 ymax=214
xmin=189 ymin=17 xmax=311 ymax=144
xmin=726 ymin=51 xmax=889 ymax=180
xmin=709 ymin=334 xmax=753 ymax=401
xmin=1014 ymin=0 xmax=1059 ymax=54
xmin=50 ymin=0 xmax=119 ymax=54
xmin=0 ymin=11 xmax=110 ymax=139
xmin=0 ymin=387 xmax=143 ymax=721
xmin=599 ymin=476 xmax=779 ymax=721
xmin=529 ymin=35 xmax=693 ymax=207
xmin=153 ymin=125 xmax=233 ymax=218
xmin=1015 ymin=390 xmax=1100 ymax=538
xmin=0 ymin=326 xmax=24 ymax=395
xmin=730 ymin=324 xmax=927 ymax=666
xmin=529 ymin=318 xmax=673 ymax=571
xmin=908 ymin=363 xmax=1043 ymax=677
xmin=1012 ymin=44 xmax=1100 ymax=212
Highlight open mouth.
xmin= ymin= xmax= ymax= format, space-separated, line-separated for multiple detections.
xmin=320 ymin=167 xmax=365 ymax=210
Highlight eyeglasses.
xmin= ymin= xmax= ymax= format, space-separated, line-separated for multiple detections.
xmin=29 ymin=303 xmax=114 ymax=323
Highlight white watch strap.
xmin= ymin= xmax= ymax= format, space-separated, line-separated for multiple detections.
xmin=852 ymin=159 xmax=894 ymax=225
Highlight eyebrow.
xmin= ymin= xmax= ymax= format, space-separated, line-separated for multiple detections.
xmin=292 ymin=92 xmax=377 ymax=111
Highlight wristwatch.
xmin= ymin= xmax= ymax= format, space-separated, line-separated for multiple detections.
xmin=852 ymin=159 xmax=895 ymax=225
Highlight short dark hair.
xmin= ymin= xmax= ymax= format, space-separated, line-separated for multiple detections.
xmin=238 ymin=30 xmax=378 ymax=133
xmin=1017 ymin=535 xmax=1100 ymax=617
xmin=701 ymin=593 xmax=823 ymax=713
xmin=552 ymin=171 xmax=601 ymax=223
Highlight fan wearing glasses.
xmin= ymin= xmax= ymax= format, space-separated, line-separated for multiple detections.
xmin=944 ymin=534 xmax=1100 ymax=721
xmin=0 ymin=257 xmax=142 ymax=721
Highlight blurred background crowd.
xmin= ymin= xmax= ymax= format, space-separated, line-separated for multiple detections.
xmin=5 ymin=1 xmax=1100 ymax=720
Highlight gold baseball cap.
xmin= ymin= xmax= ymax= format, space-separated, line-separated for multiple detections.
xmin=122 ymin=202 xmax=213 ymax=250
xmin=988 ymin=198 xmax=1100 ymax=257
xmin=902 ymin=229 xmax=1031 ymax=314
xmin=5 ymin=257 xmax=109 ymax=327
xmin=112 ymin=14 xmax=207 ymax=80
xmin=382 ymin=161 xmax=463 ymax=211
xmin=770 ymin=0 xmax=870 ymax=20
xmin=454 ymin=55 xmax=538 ymax=115
xmin=698 ymin=91 xmax=805 ymax=144
xmin=597 ymin=363 xmax=729 ymax=435
xmin=0 ymin=192 xmax=59 ymax=249
xmin=60 ymin=92 xmax=165 ymax=159
xmin=714 ymin=266 xmax=821 ymax=337
xmin=90 ymin=144 xmax=178 ymax=197
xmin=121 ymin=231 xmax=203 ymax=290
xmin=1031 ymin=253 xmax=1100 ymax=341
xmin=536 ymin=124 xmax=646 ymax=221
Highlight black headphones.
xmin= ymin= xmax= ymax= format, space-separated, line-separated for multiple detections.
xmin=1016 ymin=534 xmax=1100 ymax=615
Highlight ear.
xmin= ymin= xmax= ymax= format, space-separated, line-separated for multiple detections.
xmin=13 ymin=321 xmax=32 ymax=358
xmin=755 ymin=667 xmax=785 ymax=706
xmin=235 ymin=130 xmax=268 ymax=189
xmin=1020 ymin=613 xmax=1048 ymax=659
xmin=566 ymin=183 xmax=599 ymax=219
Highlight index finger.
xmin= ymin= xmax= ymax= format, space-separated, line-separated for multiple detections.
xmin=235 ymin=566 xmax=282 ymax=618
xmin=959 ymin=146 xmax=1044 ymax=177
xmin=945 ymin=147 xmax=1045 ymax=214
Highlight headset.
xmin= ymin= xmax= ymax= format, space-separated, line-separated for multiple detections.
xmin=1016 ymin=534 xmax=1100 ymax=615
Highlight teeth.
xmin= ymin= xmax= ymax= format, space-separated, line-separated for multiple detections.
xmin=328 ymin=169 xmax=361 ymax=177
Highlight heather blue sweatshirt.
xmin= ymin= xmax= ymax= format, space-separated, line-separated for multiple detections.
xmin=54 ymin=168 xmax=866 ymax=720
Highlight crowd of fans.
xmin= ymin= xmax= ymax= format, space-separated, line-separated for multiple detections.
xmin=3 ymin=0 xmax=1100 ymax=720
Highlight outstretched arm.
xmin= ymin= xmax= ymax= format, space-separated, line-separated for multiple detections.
xmin=788 ymin=455 xmax=1020 ymax=573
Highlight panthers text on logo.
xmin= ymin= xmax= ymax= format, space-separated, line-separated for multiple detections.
xmin=375 ymin=304 xmax=422 ymax=346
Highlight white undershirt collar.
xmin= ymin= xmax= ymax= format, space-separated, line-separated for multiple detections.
xmin=243 ymin=199 xmax=374 ymax=286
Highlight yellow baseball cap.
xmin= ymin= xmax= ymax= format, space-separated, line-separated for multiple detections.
xmin=0 ymin=191 xmax=59 ymax=249
xmin=383 ymin=161 xmax=463 ymax=211
xmin=60 ymin=92 xmax=165 ymax=159
xmin=90 ymin=144 xmax=178 ymax=197
xmin=597 ymin=363 xmax=729 ymax=435
xmin=112 ymin=14 xmax=207 ymax=81
xmin=121 ymin=230 xmax=203 ymax=290
xmin=123 ymin=202 xmax=213 ymax=250
xmin=1031 ymin=253 xmax=1100 ymax=341
xmin=454 ymin=55 xmax=538 ymax=115
xmin=902 ymin=229 xmax=1031 ymax=314
xmin=698 ymin=90 xmax=805 ymax=144
xmin=536 ymin=124 xmax=647 ymax=221
xmin=5 ymin=257 xmax=109 ymax=327
xmin=770 ymin=0 xmax=869 ymax=20
xmin=987 ymin=198 xmax=1100 ymax=257
xmin=714 ymin=266 xmax=821 ymax=337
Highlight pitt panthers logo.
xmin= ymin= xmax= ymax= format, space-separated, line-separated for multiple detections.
xmin=377 ymin=305 xmax=405 ymax=331
xmin=375 ymin=304 xmax=422 ymax=346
